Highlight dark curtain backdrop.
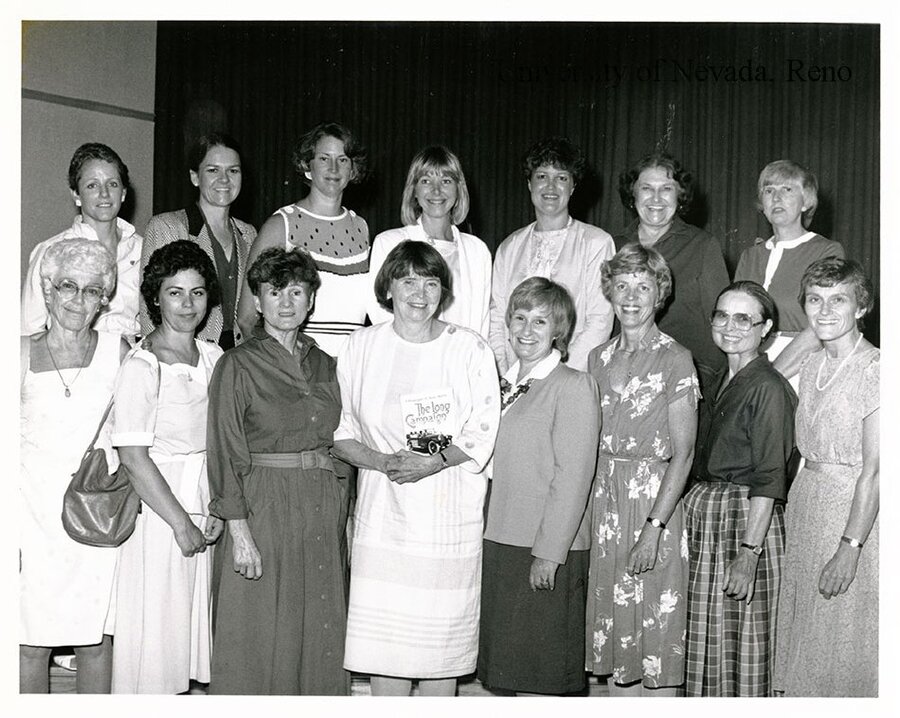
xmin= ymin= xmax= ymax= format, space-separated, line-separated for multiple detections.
xmin=153 ymin=21 xmax=879 ymax=340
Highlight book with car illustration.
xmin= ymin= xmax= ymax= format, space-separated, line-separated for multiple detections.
xmin=400 ymin=389 xmax=455 ymax=455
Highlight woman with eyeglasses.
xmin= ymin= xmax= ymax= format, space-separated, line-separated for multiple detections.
xmin=683 ymin=281 xmax=798 ymax=696
xmin=110 ymin=241 xmax=224 ymax=693
xmin=20 ymin=239 xmax=130 ymax=693
xmin=22 ymin=143 xmax=142 ymax=341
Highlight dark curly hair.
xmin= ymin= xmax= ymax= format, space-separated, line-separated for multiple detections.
xmin=247 ymin=247 xmax=322 ymax=296
xmin=292 ymin=121 xmax=368 ymax=184
xmin=187 ymin=131 xmax=243 ymax=172
xmin=522 ymin=137 xmax=586 ymax=184
xmin=68 ymin=142 xmax=130 ymax=191
xmin=140 ymin=240 xmax=220 ymax=327
xmin=618 ymin=152 xmax=694 ymax=216
xmin=373 ymin=241 xmax=453 ymax=314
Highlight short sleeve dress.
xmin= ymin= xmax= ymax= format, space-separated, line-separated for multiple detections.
xmin=20 ymin=331 xmax=122 ymax=647
xmin=774 ymin=347 xmax=879 ymax=697
xmin=335 ymin=322 xmax=500 ymax=679
xmin=585 ymin=327 xmax=699 ymax=688
xmin=110 ymin=340 xmax=223 ymax=694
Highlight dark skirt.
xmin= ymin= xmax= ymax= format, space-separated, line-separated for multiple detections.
xmin=209 ymin=464 xmax=350 ymax=695
xmin=477 ymin=540 xmax=588 ymax=694
xmin=683 ymin=481 xmax=784 ymax=697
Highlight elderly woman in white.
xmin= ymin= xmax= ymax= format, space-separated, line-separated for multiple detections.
xmin=20 ymin=238 xmax=130 ymax=693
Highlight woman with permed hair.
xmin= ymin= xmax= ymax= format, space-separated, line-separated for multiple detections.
xmin=734 ymin=160 xmax=845 ymax=382
xmin=207 ymin=247 xmax=351 ymax=695
xmin=368 ymin=146 xmax=492 ymax=337
xmin=22 ymin=142 xmax=143 ymax=340
xmin=584 ymin=243 xmax=699 ymax=696
xmin=489 ymin=136 xmax=616 ymax=372
xmin=614 ymin=151 xmax=730 ymax=399
xmin=140 ymin=132 xmax=257 ymax=349
xmin=20 ymin=238 xmax=130 ymax=693
xmin=110 ymin=240 xmax=224 ymax=693
xmin=237 ymin=122 xmax=370 ymax=357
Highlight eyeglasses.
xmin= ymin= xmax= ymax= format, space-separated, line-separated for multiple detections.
xmin=52 ymin=279 xmax=107 ymax=304
xmin=710 ymin=310 xmax=766 ymax=332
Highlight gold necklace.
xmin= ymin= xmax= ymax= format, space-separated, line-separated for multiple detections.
xmin=45 ymin=335 xmax=93 ymax=398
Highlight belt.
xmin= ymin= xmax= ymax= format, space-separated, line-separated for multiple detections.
xmin=249 ymin=449 xmax=335 ymax=472
xmin=804 ymin=460 xmax=854 ymax=472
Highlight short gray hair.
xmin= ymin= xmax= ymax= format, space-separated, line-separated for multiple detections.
xmin=40 ymin=238 xmax=117 ymax=296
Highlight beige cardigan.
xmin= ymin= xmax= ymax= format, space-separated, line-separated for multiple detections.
xmin=484 ymin=363 xmax=601 ymax=564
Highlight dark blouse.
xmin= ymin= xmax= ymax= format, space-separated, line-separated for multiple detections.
xmin=206 ymin=329 xmax=341 ymax=519
xmin=694 ymin=354 xmax=798 ymax=502
xmin=614 ymin=216 xmax=730 ymax=377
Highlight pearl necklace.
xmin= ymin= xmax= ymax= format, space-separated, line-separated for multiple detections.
xmin=815 ymin=333 xmax=864 ymax=391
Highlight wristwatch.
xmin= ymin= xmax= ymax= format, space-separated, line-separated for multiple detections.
xmin=646 ymin=517 xmax=666 ymax=530
xmin=841 ymin=535 xmax=864 ymax=549
xmin=741 ymin=542 xmax=763 ymax=556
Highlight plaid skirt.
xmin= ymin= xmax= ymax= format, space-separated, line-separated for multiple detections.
xmin=683 ymin=481 xmax=784 ymax=696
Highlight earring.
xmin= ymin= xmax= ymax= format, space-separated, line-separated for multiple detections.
xmin=305 ymin=171 xmax=312 ymax=180
xmin=75 ymin=198 xmax=82 ymax=207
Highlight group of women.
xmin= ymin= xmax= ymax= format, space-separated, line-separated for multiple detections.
xmin=20 ymin=125 xmax=878 ymax=698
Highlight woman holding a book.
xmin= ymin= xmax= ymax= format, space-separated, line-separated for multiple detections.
xmin=332 ymin=240 xmax=499 ymax=696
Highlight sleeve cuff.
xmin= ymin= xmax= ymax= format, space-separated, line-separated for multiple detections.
xmin=208 ymin=496 xmax=249 ymax=520
xmin=111 ymin=431 xmax=154 ymax=447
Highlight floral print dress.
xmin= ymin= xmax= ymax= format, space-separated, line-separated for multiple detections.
xmin=585 ymin=327 xmax=699 ymax=687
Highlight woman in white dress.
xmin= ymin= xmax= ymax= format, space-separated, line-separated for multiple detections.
xmin=110 ymin=241 xmax=224 ymax=693
xmin=333 ymin=241 xmax=500 ymax=696
xmin=237 ymin=122 xmax=370 ymax=357
xmin=368 ymin=146 xmax=491 ymax=337
xmin=20 ymin=238 xmax=129 ymax=693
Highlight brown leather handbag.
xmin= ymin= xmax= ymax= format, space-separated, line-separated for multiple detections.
xmin=61 ymin=396 xmax=141 ymax=547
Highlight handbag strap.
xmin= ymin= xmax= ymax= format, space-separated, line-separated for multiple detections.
xmin=82 ymin=341 xmax=161 ymax=455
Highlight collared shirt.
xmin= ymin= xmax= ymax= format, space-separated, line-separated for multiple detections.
xmin=206 ymin=328 xmax=341 ymax=519
xmin=734 ymin=233 xmax=844 ymax=333
xmin=21 ymin=216 xmax=143 ymax=338
xmin=694 ymin=354 xmax=798 ymax=502
xmin=614 ymin=216 xmax=729 ymax=375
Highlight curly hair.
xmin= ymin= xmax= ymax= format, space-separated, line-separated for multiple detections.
xmin=400 ymin=146 xmax=470 ymax=227
xmin=757 ymin=159 xmax=819 ymax=228
xmin=618 ymin=152 xmax=694 ymax=216
xmin=506 ymin=277 xmax=577 ymax=362
xmin=68 ymin=142 xmax=130 ymax=191
xmin=373 ymin=241 xmax=453 ymax=314
xmin=799 ymin=257 xmax=874 ymax=328
xmin=522 ymin=137 xmax=586 ymax=184
xmin=40 ymin=238 xmax=117 ymax=297
xmin=600 ymin=242 xmax=673 ymax=310
xmin=140 ymin=240 xmax=220 ymax=327
xmin=291 ymin=122 xmax=368 ymax=184
xmin=247 ymin=247 xmax=322 ymax=296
